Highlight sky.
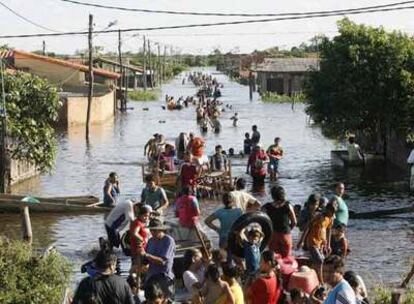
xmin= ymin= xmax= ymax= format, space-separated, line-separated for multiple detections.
xmin=1 ymin=0 xmax=414 ymax=55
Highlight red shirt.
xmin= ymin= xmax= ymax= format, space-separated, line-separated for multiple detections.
xmin=249 ymin=271 xmax=281 ymax=304
xmin=248 ymin=150 xmax=268 ymax=177
xmin=175 ymin=194 xmax=200 ymax=228
xmin=180 ymin=163 xmax=198 ymax=186
xmin=130 ymin=219 xmax=148 ymax=256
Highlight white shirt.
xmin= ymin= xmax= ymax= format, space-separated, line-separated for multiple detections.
xmin=407 ymin=149 xmax=414 ymax=164
xmin=104 ymin=200 xmax=135 ymax=231
xmin=183 ymin=268 xmax=205 ymax=295
xmin=230 ymin=190 xmax=259 ymax=212
xmin=347 ymin=143 xmax=362 ymax=162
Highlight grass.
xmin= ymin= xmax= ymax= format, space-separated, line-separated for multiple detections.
xmin=128 ymin=89 xmax=160 ymax=101
xmin=260 ymin=92 xmax=307 ymax=103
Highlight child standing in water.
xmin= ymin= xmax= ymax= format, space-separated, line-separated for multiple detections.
xmin=243 ymin=133 xmax=252 ymax=156
xmin=330 ymin=223 xmax=349 ymax=258
xmin=230 ymin=113 xmax=239 ymax=127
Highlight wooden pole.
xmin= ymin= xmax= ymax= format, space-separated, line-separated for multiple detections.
xmin=391 ymin=291 xmax=403 ymax=304
xmin=157 ymin=44 xmax=161 ymax=86
xmin=249 ymin=71 xmax=253 ymax=101
xmin=42 ymin=40 xmax=46 ymax=56
xmin=0 ymin=58 xmax=9 ymax=193
xmin=148 ymin=40 xmax=153 ymax=88
xmin=194 ymin=225 xmax=210 ymax=259
xmin=163 ymin=46 xmax=166 ymax=82
xmin=85 ymin=14 xmax=94 ymax=141
xmin=118 ymin=29 xmax=125 ymax=111
xmin=143 ymin=36 xmax=147 ymax=91
xmin=21 ymin=206 xmax=33 ymax=245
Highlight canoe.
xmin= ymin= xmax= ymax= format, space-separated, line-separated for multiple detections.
xmin=350 ymin=205 xmax=414 ymax=219
xmin=330 ymin=150 xmax=384 ymax=167
xmin=0 ymin=194 xmax=100 ymax=205
xmin=0 ymin=197 xmax=110 ymax=214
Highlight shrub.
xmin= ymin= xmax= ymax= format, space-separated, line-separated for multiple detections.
xmin=128 ymin=89 xmax=160 ymax=101
xmin=0 ymin=238 xmax=72 ymax=304
xmin=261 ymin=92 xmax=307 ymax=103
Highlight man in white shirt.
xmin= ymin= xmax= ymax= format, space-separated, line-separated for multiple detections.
xmin=104 ymin=199 xmax=136 ymax=249
xmin=229 ymin=178 xmax=261 ymax=212
xmin=407 ymin=148 xmax=414 ymax=191
xmin=347 ymin=136 xmax=364 ymax=164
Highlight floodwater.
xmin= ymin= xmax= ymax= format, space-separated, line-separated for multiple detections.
xmin=1 ymin=67 xmax=413 ymax=288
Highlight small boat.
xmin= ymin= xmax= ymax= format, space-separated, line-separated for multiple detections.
xmin=141 ymin=161 xmax=233 ymax=195
xmin=330 ymin=150 xmax=384 ymax=167
xmin=0 ymin=194 xmax=110 ymax=213
xmin=350 ymin=205 xmax=414 ymax=219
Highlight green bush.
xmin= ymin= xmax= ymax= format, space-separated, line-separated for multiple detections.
xmin=128 ymin=89 xmax=160 ymax=101
xmin=261 ymin=92 xmax=307 ymax=103
xmin=372 ymin=285 xmax=414 ymax=304
xmin=0 ymin=238 xmax=72 ymax=304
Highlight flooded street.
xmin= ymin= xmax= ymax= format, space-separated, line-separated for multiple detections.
xmin=1 ymin=68 xmax=413 ymax=287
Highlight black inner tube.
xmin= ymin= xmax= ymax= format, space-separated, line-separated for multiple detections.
xmin=227 ymin=211 xmax=273 ymax=258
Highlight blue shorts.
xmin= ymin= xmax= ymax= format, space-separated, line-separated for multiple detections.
xmin=268 ymin=158 xmax=279 ymax=172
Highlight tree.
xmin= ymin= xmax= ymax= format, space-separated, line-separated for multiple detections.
xmin=1 ymin=70 xmax=60 ymax=186
xmin=305 ymin=18 xmax=414 ymax=154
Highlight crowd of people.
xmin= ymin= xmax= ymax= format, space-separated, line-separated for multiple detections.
xmin=71 ymin=73 xmax=371 ymax=304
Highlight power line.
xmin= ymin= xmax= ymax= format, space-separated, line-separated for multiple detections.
xmin=59 ymin=0 xmax=414 ymax=17
xmin=2 ymin=4 xmax=414 ymax=39
xmin=0 ymin=1 xmax=61 ymax=33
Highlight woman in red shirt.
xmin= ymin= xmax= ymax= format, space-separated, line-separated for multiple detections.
xmin=130 ymin=204 xmax=152 ymax=275
xmin=246 ymin=250 xmax=282 ymax=304
xmin=246 ymin=144 xmax=269 ymax=187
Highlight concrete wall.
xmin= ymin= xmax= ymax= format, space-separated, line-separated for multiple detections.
xmin=64 ymin=90 xmax=115 ymax=127
xmin=15 ymin=58 xmax=85 ymax=86
xmin=9 ymin=158 xmax=39 ymax=185
xmin=258 ymin=72 xmax=307 ymax=95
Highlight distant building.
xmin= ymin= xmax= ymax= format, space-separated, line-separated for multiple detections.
xmin=93 ymin=57 xmax=153 ymax=89
xmin=254 ymin=58 xmax=319 ymax=95
xmin=0 ymin=49 xmax=120 ymax=127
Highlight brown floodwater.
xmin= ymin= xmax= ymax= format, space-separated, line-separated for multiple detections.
xmin=1 ymin=67 xmax=413 ymax=289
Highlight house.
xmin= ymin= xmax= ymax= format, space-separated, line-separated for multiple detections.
xmin=254 ymin=58 xmax=319 ymax=95
xmin=93 ymin=57 xmax=152 ymax=90
xmin=0 ymin=49 xmax=120 ymax=127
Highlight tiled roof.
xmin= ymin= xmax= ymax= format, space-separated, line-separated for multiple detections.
xmin=3 ymin=49 xmax=120 ymax=79
xmin=255 ymin=58 xmax=319 ymax=73
xmin=94 ymin=57 xmax=144 ymax=73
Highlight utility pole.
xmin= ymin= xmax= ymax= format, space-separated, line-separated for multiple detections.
xmin=143 ymin=36 xmax=147 ymax=91
xmin=0 ymin=57 xmax=8 ymax=193
xmin=157 ymin=44 xmax=161 ymax=86
xmin=163 ymin=46 xmax=166 ymax=82
xmin=42 ymin=41 xmax=46 ymax=56
xmin=118 ymin=29 xmax=125 ymax=111
xmin=85 ymin=14 xmax=94 ymax=141
xmin=148 ymin=40 xmax=153 ymax=88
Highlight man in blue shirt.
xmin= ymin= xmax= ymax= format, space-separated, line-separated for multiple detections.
xmin=323 ymin=255 xmax=356 ymax=304
xmin=144 ymin=218 xmax=175 ymax=300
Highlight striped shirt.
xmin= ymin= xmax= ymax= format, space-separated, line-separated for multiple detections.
xmin=324 ymin=280 xmax=357 ymax=304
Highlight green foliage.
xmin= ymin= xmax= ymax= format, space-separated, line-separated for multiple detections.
xmin=305 ymin=18 xmax=414 ymax=142
xmin=128 ymin=89 xmax=160 ymax=101
xmin=372 ymin=285 xmax=414 ymax=304
xmin=261 ymin=92 xmax=307 ymax=103
xmin=1 ymin=71 xmax=60 ymax=172
xmin=0 ymin=238 xmax=72 ymax=304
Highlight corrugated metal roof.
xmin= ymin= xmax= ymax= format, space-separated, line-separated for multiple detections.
xmin=255 ymin=58 xmax=319 ymax=73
